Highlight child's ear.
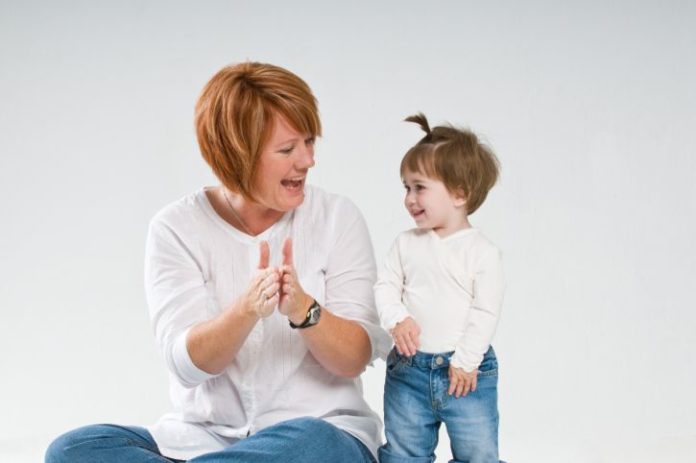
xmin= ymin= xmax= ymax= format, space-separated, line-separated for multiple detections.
xmin=453 ymin=189 xmax=468 ymax=208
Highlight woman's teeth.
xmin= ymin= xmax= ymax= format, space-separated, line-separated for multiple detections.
xmin=281 ymin=179 xmax=302 ymax=189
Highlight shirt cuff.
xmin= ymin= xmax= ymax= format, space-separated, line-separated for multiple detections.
xmin=171 ymin=327 xmax=217 ymax=388
xmin=379 ymin=304 xmax=411 ymax=332
xmin=450 ymin=348 xmax=483 ymax=373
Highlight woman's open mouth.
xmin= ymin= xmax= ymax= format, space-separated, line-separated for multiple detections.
xmin=281 ymin=177 xmax=305 ymax=192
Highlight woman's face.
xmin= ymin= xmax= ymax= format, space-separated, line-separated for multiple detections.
xmin=253 ymin=114 xmax=316 ymax=212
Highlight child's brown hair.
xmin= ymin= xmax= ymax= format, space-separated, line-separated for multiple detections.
xmin=401 ymin=113 xmax=499 ymax=214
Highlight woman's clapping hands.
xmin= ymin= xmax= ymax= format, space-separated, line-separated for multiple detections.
xmin=243 ymin=241 xmax=280 ymax=318
xmin=244 ymin=239 xmax=311 ymax=322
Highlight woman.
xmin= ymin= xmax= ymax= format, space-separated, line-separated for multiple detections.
xmin=46 ymin=62 xmax=389 ymax=462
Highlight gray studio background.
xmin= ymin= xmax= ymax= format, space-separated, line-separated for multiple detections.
xmin=1 ymin=1 xmax=695 ymax=462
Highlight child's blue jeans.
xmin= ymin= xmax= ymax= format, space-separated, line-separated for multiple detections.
xmin=379 ymin=346 xmax=500 ymax=463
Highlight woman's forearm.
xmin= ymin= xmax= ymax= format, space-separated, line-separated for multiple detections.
xmin=298 ymin=306 xmax=371 ymax=378
xmin=186 ymin=300 xmax=260 ymax=375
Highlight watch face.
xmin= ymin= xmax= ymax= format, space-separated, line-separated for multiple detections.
xmin=308 ymin=305 xmax=321 ymax=324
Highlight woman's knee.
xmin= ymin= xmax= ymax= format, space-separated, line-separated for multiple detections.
xmin=44 ymin=424 xmax=149 ymax=463
xmin=45 ymin=425 xmax=103 ymax=463
xmin=280 ymin=416 xmax=338 ymax=439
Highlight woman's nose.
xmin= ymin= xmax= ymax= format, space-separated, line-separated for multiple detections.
xmin=296 ymin=144 xmax=315 ymax=169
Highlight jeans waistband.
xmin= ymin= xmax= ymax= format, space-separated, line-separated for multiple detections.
xmin=396 ymin=350 xmax=454 ymax=370
xmin=393 ymin=346 xmax=496 ymax=370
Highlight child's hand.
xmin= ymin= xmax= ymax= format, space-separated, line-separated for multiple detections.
xmin=390 ymin=317 xmax=420 ymax=357
xmin=448 ymin=365 xmax=478 ymax=398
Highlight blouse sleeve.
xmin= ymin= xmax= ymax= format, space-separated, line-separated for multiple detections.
xmin=144 ymin=217 xmax=217 ymax=388
xmin=322 ymin=199 xmax=391 ymax=362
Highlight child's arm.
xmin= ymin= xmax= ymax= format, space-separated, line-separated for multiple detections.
xmin=374 ymin=235 xmax=418 ymax=353
xmin=451 ymin=246 xmax=504 ymax=373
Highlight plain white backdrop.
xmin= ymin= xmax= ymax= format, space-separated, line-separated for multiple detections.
xmin=1 ymin=1 xmax=695 ymax=462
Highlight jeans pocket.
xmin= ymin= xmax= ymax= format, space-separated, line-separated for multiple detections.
xmin=386 ymin=348 xmax=407 ymax=375
xmin=477 ymin=354 xmax=498 ymax=377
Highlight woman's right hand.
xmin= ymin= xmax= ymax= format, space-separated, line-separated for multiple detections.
xmin=241 ymin=241 xmax=280 ymax=318
xmin=391 ymin=316 xmax=421 ymax=357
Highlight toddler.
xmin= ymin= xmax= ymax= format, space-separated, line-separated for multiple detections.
xmin=376 ymin=113 xmax=504 ymax=463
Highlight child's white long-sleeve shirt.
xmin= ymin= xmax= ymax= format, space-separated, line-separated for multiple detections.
xmin=375 ymin=227 xmax=504 ymax=372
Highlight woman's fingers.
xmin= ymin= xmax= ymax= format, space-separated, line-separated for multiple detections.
xmin=258 ymin=241 xmax=270 ymax=269
xmin=282 ymin=238 xmax=293 ymax=267
xmin=247 ymin=266 xmax=280 ymax=318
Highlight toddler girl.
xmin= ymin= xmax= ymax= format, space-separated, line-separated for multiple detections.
xmin=376 ymin=113 xmax=504 ymax=463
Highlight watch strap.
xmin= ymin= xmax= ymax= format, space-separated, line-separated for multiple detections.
xmin=289 ymin=299 xmax=321 ymax=329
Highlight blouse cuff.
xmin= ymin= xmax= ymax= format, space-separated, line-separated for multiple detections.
xmin=171 ymin=327 xmax=217 ymax=388
xmin=356 ymin=320 xmax=392 ymax=362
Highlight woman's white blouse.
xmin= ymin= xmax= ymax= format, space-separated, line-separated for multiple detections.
xmin=144 ymin=185 xmax=390 ymax=460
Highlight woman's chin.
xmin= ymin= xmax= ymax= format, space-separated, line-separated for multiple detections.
xmin=278 ymin=190 xmax=306 ymax=211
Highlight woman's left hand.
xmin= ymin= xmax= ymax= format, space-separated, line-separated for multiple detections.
xmin=278 ymin=238 xmax=313 ymax=324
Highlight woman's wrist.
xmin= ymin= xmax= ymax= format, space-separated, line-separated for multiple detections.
xmin=233 ymin=296 xmax=262 ymax=322
xmin=288 ymin=293 xmax=314 ymax=325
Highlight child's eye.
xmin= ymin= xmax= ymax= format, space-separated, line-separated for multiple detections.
xmin=305 ymin=137 xmax=315 ymax=146
xmin=415 ymin=184 xmax=425 ymax=191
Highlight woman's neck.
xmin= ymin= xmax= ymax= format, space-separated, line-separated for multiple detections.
xmin=211 ymin=186 xmax=285 ymax=236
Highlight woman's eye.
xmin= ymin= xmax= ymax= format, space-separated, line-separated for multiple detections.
xmin=279 ymin=146 xmax=294 ymax=154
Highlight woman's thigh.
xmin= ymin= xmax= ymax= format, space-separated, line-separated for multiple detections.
xmin=45 ymin=423 xmax=177 ymax=463
xmin=189 ymin=417 xmax=375 ymax=463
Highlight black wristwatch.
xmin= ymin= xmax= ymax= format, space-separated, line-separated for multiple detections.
xmin=289 ymin=299 xmax=321 ymax=329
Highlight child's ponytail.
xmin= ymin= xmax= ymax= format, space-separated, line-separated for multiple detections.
xmin=404 ymin=113 xmax=432 ymax=142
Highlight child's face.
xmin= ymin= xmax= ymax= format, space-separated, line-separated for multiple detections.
xmin=402 ymin=169 xmax=468 ymax=236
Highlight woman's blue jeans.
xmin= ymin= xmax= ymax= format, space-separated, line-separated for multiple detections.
xmin=379 ymin=347 xmax=501 ymax=463
xmin=45 ymin=416 xmax=375 ymax=463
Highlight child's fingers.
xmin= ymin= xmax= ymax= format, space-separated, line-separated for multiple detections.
xmin=411 ymin=327 xmax=421 ymax=352
xmin=403 ymin=331 xmax=418 ymax=356
xmin=460 ymin=379 xmax=471 ymax=397
xmin=448 ymin=375 xmax=458 ymax=396
xmin=395 ymin=334 xmax=412 ymax=357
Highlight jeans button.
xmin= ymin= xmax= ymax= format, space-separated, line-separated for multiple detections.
xmin=435 ymin=356 xmax=444 ymax=365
